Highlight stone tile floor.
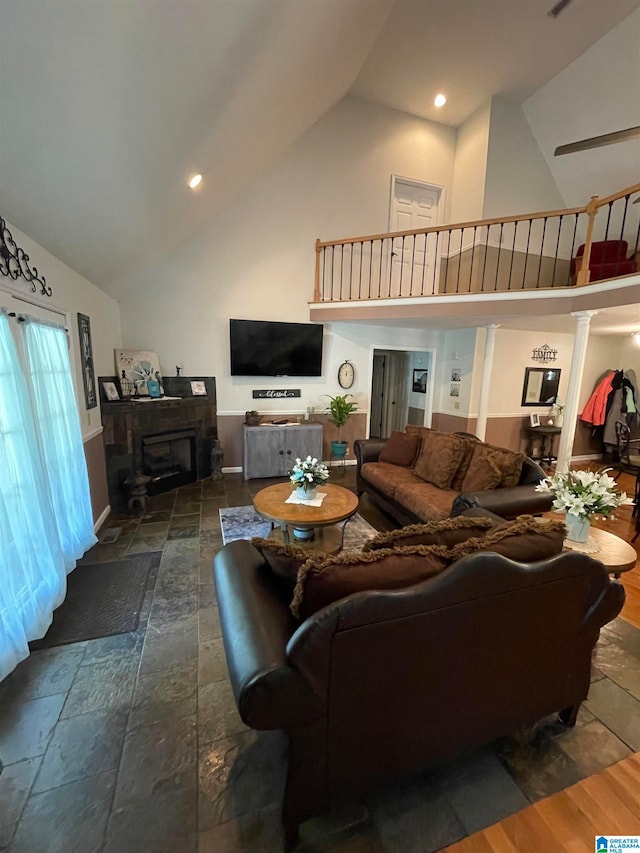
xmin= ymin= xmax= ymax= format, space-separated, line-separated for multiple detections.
xmin=1 ymin=471 xmax=640 ymax=852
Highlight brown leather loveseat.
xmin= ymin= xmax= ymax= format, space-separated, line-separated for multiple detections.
xmin=213 ymin=521 xmax=624 ymax=849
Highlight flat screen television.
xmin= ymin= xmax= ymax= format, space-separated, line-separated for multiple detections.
xmin=229 ymin=319 xmax=324 ymax=377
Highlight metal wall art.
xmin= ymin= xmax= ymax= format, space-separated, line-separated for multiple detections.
xmin=0 ymin=216 xmax=52 ymax=297
xmin=531 ymin=343 xmax=558 ymax=364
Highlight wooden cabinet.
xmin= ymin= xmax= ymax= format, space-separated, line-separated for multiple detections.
xmin=243 ymin=424 xmax=323 ymax=480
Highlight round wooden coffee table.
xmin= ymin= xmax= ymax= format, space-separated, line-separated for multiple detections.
xmin=555 ymin=522 xmax=637 ymax=578
xmin=253 ymin=482 xmax=359 ymax=553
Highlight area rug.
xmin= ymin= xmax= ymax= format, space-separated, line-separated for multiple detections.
xmin=220 ymin=505 xmax=378 ymax=550
xmin=29 ymin=552 xmax=160 ymax=649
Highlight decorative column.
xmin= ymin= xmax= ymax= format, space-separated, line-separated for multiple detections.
xmin=555 ymin=311 xmax=597 ymax=474
xmin=476 ymin=324 xmax=499 ymax=441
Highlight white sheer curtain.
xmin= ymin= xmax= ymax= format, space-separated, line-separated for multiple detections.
xmin=0 ymin=311 xmax=67 ymax=680
xmin=23 ymin=317 xmax=97 ymax=563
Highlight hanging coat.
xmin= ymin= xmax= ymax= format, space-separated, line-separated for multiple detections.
xmin=580 ymin=371 xmax=616 ymax=427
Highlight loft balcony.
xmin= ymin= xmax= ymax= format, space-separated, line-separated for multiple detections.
xmin=309 ymin=182 xmax=640 ymax=325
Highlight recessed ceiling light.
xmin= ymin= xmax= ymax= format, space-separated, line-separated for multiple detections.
xmin=188 ymin=173 xmax=202 ymax=190
xmin=434 ymin=94 xmax=447 ymax=108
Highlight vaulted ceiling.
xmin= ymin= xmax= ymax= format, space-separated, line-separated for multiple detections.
xmin=1 ymin=0 xmax=638 ymax=296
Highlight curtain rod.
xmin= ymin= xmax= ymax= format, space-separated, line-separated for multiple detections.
xmin=8 ymin=311 xmax=69 ymax=333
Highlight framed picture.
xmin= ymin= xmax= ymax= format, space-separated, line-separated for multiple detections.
xmin=114 ymin=349 xmax=163 ymax=396
xmin=530 ymin=413 xmax=541 ymax=427
xmin=449 ymin=383 xmax=460 ymax=397
xmin=191 ymin=380 xmax=207 ymax=396
xmin=451 ymin=368 xmax=461 ymax=382
xmin=102 ymin=381 xmax=120 ymax=401
xmin=77 ymin=313 xmax=97 ymax=409
xmin=522 ymin=367 xmax=561 ymax=406
xmin=412 ymin=369 xmax=428 ymax=394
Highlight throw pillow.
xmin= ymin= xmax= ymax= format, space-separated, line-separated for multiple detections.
xmin=447 ymin=515 xmax=566 ymax=564
xmin=484 ymin=444 xmax=526 ymax=487
xmin=251 ymin=537 xmax=314 ymax=588
xmin=378 ymin=430 xmax=420 ymax=467
xmin=460 ymin=442 xmax=526 ymax=493
xmin=450 ymin=435 xmax=481 ymax=491
xmin=291 ymin=544 xmax=450 ymax=620
xmin=413 ymin=430 xmax=467 ymax=490
xmin=362 ymin=516 xmax=496 ymax=552
xmin=459 ymin=443 xmax=503 ymax=492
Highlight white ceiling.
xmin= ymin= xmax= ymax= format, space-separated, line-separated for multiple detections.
xmin=1 ymin=0 xmax=638 ymax=296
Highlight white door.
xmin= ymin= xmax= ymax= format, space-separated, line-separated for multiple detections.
xmin=390 ymin=179 xmax=441 ymax=297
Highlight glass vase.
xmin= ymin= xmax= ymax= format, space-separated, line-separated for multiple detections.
xmin=565 ymin=513 xmax=590 ymax=543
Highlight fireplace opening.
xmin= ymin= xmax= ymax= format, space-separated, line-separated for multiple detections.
xmin=141 ymin=429 xmax=197 ymax=495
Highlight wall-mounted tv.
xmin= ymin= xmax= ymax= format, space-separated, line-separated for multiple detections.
xmin=229 ymin=319 xmax=324 ymax=377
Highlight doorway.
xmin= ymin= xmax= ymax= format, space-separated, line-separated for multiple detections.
xmin=369 ymin=347 xmax=435 ymax=439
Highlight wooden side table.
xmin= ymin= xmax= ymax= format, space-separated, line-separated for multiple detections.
xmin=524 ymin=425 xmax=561 ymax=467
xmin=558 ymin=524 xmax=636 ymax=578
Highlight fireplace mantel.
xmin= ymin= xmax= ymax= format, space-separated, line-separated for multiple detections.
xmin=99 ymin=376 xmax=217 ymax=510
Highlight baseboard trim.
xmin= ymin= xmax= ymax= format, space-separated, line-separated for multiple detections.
xmin=94 ymin=504 xmax=111 ymax=534
xmin=570 ymin=454 xmax=602 ymax=462
xmin=222 ymin=466 xmax=242 ymax=474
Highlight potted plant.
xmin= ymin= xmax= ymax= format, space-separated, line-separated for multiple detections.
xmin=326 ymin=394 xmax=357 ymax=459
xmin=289 ymin=455 xmax=330 ymax=500
xmin=245 ymin=410 xmax=262 ymax=426
xmin=535 ymin=468 xmax=629 ymax=542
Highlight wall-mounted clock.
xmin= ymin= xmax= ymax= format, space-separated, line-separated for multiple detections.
xmin=338 ymin=360 xmax=355 ymax=389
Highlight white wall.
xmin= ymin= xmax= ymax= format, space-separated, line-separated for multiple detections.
xmin=450 ymin=101 xmax=490 ymax=224
xmin=487 ymin=328 xmax=574 ymax=417
xmin=116 ymin=95 xmax=456 ymax=417
xmin=1 ymin=221 xmax=122 ymax=437
xmin=483 ymin=96 xmax=565 ymax=219
xmin=523 ymin=8 xmax=640 ymax=206
xmin=436 ymin=328 xmax=477 ymax=416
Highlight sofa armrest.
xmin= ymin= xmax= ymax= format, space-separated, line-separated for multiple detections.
xmin=213 ymin=540 xmax=323 ymax=730
xmin=354 ymin=438 xmax=386 ymax=466
xmin=452 ymin=484 xmax=553 ymax=519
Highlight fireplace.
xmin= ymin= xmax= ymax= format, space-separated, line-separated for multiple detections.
xmin=141 ymin=428 xmax=197 ymax=495
xmin=99 ymin=376 xmax=217 ymax=511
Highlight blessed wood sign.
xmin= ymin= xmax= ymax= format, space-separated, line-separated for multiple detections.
xmin=252 ymin=389 xmax=301 ymax=399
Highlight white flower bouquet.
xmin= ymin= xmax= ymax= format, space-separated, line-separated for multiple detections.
xmin=289 ymin=455 xmax=330 ymax=493
xmin=535 ymin=469 xmax=628 ymax=520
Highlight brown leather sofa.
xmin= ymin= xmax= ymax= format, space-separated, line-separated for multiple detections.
xmin=213 ymin=532 xmax=624 ymax=849
xmin=355 ymin=434 xmax=552 ymax=525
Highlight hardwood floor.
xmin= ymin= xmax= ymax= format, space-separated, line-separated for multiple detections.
xmin=443 ymin=753 xmax=640 ymax=852
xmin=443 ymin=466 xmax=640 ymax=853
xmin=581 ymin=468 xmax=640 ymax=629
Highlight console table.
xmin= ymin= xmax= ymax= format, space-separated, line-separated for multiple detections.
xmin=524 ymin=424 xmax=561 ymax=468
xmin=243 ymin=423 xmax=323 ymax=480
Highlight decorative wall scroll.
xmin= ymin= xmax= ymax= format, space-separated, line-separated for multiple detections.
xmin=77 ymin=313 xmax=97 ymax=409
xmin=0 ymin=216 xmax=52 ymax=297
xmin=252 ymin=389 xmax=301 ymax=399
